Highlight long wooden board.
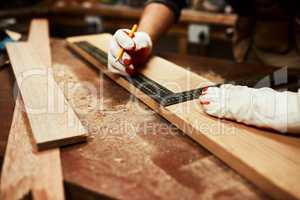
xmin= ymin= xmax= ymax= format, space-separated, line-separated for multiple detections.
xmin=67 ymin=34 xmax=300 ymax=200
xmin=0 ymin=96 xmax=64 ymax=200
xmin=1 ymin=19 xmax=64 ymax=199
xmin=6 ymin=37 xmax=87 ymax=150
xmin=28 ymin=19 xmax=52 ymax=68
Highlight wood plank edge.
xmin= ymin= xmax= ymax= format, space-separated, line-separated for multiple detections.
xmin=6 ymin=42 xmax=88 ymax=150
xmin=37 ymin=134 xmax=87 ymax=151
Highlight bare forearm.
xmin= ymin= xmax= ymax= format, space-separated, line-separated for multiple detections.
xmin=138 ymin=3 xmax=176 ymax=44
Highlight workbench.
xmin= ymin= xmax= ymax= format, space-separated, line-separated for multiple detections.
xmin=0 ymin=39 xmax=272 ymax=199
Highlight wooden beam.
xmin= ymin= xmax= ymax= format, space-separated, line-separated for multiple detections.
xmin=28 ymin=19 xmax=52 ymax=67
xmin=1 ymin=19 xmax=65 ymax=200
xmin=6 ymin=32 xmax=87 ymax=149
xmin=67 ymin=34 xmax=300 ymax=200
xmin=0 ymin=96 xmax=64 ymax=200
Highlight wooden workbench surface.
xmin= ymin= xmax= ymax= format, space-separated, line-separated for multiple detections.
xmin=0 ymin=39 xmax=271 ymax=199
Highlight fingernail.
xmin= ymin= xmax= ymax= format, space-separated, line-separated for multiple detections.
xmin=126 ymin=65 xmax=135 ymax=75
xmin=128 ymin=65 xmax=134 ymax=70
xmin=200 ymin=100 xmax=210 ymax=105
xmin=124 ymin=59 xmax=131 ymax=65
xmin=202 ymin=87 xmax=208 ymax=93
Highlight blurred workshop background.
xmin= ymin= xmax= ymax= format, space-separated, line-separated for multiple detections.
xmin=0 ymin=0 xmax=236 ymax=60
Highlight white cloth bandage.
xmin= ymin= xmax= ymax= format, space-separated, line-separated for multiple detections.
xmin=199 ymin=84 xmax=300 ymax=134
xmin=108 ymin=29 xmax=152 ymax=76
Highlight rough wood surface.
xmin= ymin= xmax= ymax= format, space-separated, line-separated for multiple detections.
xmin=6 ymin=40 xmax=87 ymax=149
xmin=1 ymin=19 xmax=65 ymax=200
xmin=66 ymin=34 xmax=300 ymax=199
xmin=0 ymin=96 xmax=64 ymax=200
xmin=28 ymin=19 xmax=52 ymax=68
xmin=0 ymin=67 xmax=14 ymax=158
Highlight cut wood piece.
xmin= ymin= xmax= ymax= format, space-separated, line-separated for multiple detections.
xmin=6 ymin=42 xmax=87 ymax=150
xmin=0 ymin=95 xmax=64 ymax=200
xmin=67 ymin=34 xmax=300 ymax=200
xmin=1 ymin=19 xmax=65 ymax=199
xmin=28 ymin=19 xmax=51 ymax=67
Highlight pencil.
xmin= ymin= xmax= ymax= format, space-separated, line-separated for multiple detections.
xmin=115 ymin=24 xmax=138 ymax=62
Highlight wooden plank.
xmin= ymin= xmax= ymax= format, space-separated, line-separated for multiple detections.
xmin=6 ymin=41 xmax=87 ymax=150
xmin=1 ymin=19 xmax=65 ymax=199
xmin=66 ymin=34 xmax=300 ymax=200
xmin=28 ymin=19 xmax=51 ymax=68
xmin=0 ymin=96 xmax=64 ymax=200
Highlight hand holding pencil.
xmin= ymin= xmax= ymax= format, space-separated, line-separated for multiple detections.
xmin=108 ymin=25 xmax=152 ymax=76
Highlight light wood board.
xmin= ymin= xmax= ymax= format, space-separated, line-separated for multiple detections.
xmin=6 ymin=33 xmax=87 ymax=150
xmin=0 ymin=96 xmax=64 ymax=200
xmin=1 ymin=19 xmax=64 ymax=199
xmin=67 ymin=34 xmax=300 ymax=200
xmin=28 ymin=19 xmax=52 ymax=68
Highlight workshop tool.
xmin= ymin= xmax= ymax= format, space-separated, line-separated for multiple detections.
xmin=67 ymin=33 xmax=300 ymax=200
xmin=74 ymin=41 xmax=296 ymax=106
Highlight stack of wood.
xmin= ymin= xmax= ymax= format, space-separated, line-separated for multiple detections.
xmin=0 ymin=19 xmax=87 ymax=199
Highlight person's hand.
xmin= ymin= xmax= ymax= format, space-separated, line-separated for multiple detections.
xmin=108 ymin=29 xmax=152 ymax=76
xmin=199 ymin=84 xmax=300 ymax=134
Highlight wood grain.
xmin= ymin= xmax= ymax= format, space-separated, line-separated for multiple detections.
xmin=67 ymin=34 xmax=300 ymax=200
xmin=28 ymin=19 xmax=52 ymax=68
xmin=0 ymin=96 xmax=64 ymax=200
xmin=6 ymin=40 xmax=87 ymax=150
xmin=1 ymin=19 xmax=65 ymax=200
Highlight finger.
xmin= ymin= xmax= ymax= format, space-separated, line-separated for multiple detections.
xmin=200 ymin=100 xmax=210 ymax=105
xmin=220 ymin=84 xmax=234 ymax=89
xmin=108 ymin=53 xmax=127 ymax=76
xmin=114 ymin=29 xmax=135 ymax=50
xmin=199 ymin=93 xmax=214 ymax=102
xmin=125 ymin=64 xmax=135 ymax=76
xmin=202 ymin=87 xmax=219 ymax=98
xmin=201 ymin=87 xmax=209 ymax=95
xmin=199 ymin=98 xmax=211 ymax=114
xmin=133 ymin=32 xmax=152 ymax=50
xmin=110 ymin=39 xmax=132 ymax=65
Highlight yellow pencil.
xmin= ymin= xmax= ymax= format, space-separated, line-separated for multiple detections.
xmin=115 ymin=24 xmax=138 ymax=62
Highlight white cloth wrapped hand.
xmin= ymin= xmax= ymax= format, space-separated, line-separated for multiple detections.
xmin=108 ymin=29 xmax=152 ymax=76
xmin=199 ymin=84 xmax=300 ymax=134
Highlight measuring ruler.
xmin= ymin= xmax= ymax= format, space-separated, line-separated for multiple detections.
xmin=73 ymin=41 xmax=289 ymax=107
xmin=74 ymin=41 xmax=213 ymax=106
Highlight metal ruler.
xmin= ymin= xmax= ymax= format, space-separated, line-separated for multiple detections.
xmin=73 ymin=41 xmax=296 ymax=106
xmin=74 ymin=41 xmax=212 ymax=106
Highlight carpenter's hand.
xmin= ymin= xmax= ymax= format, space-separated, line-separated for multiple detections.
xmin=199 ymin=84 xmax=300 ymax=134
xmin=108 ymin=29 xmax=152 ymax=76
